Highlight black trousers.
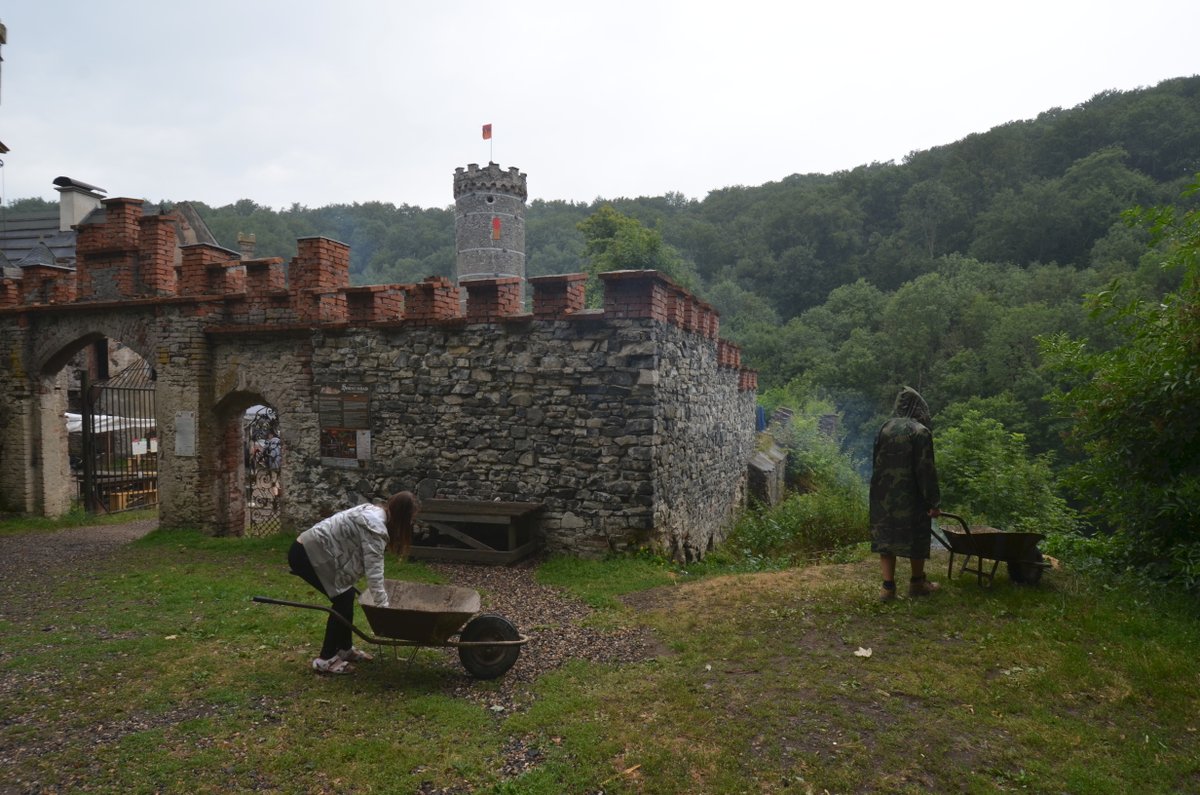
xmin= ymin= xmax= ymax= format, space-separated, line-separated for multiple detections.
xmin=288 ymin=541 xmax=355 ymax=659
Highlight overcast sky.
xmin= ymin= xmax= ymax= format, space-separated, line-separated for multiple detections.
xmin=2 ymin=1 xmax=1197 ymax=211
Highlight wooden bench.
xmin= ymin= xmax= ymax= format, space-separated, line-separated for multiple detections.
xmin=110 ymin=487 xmax=158 ymax=511
xmin=409 ymin=499 xmax=542 ymax=564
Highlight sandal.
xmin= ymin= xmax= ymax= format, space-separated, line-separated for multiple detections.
xmin=338 ymin=647 xmax=374 ymax=663
xmin=909 ymin=575 xmax=941 ymax=597
xmin=312 ymin=656 xmax=356 ymax=675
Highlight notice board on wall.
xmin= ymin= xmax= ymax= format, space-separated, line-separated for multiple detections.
xmin=318 ymin=384 xmax=371 ymax=468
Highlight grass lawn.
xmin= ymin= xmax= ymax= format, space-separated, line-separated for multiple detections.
xmin=2 ymin=521 xmax=1199 ymax=793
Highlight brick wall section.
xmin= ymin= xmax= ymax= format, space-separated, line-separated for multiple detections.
xmin=404 ymin=276 xmax=462 ymax=325
xmin=717 ymin=339 xmax=743 ymax=369
xmin=599 ymin=270 xmax=670 ymax=321
xmin=345 ymin=285 xmax=404 ymax=324
xmin=97 ymin=197 xmax=144 ymax=252
xmin=290 ymin=237 xmax=350 ymax=294
xmin=665 ymin=286 xmax=687 ymax=327
xmin=18 ymin=266 xmax=76 ymax=304
xmin=137 ymin=214 xmax=179 ymax=295
xmin=180 ymin=244 xmax=240 ymax=297
xmin=294 ymin=291 xmax=348 ymax=324
xmin=244 ymin=258 xmax=287 ymax=293
xmin=464 ymin=277 xmax=523 ymax=322
xmin=699 ymin=301 xmax=719 ymax=340
xmin=529 ymin=273 xmax=587 ymax=318
xmin=0 ymin=278 xmax=18 ymax=309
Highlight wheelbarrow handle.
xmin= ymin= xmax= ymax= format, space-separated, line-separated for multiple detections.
xmin=251 ymin=595 xmax=376 ymax=644
xmin=931 ymin=511 xmax=971 ymax=549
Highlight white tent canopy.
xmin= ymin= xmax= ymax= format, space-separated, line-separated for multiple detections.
xmin=64 ymin=412 xmax=156 ymax=434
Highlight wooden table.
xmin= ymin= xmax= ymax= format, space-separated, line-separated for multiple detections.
xmin=410 ymin=499 xmax=542 ymax=564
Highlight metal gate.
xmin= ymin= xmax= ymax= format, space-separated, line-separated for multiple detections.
xmin=244 ymin=405 xmax=281 ymax=536
xmin=78 ymin=362 xmax=158 ymax=513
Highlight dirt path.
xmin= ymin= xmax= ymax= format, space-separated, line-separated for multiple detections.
xmin=0 ymin=519 xmax=159 ymax=621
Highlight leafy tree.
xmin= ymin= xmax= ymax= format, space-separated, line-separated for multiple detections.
xmin=1041 ymin=182 xmax=1200 ymax=587
xmin=576 ymin=204 xmax=694 ymax=304
xmin=3 ymin=197 xmax=57 ymax=214
xmin=900 ymin=180 xmax=964 ymax=258
xmin=936 ymin=409 xmax=1078 ymax=534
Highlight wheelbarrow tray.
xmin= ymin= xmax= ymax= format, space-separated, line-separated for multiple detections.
xmin=940 ymin=526 xmax=1044 ymax=562
xmin=357 ymin=580 xmax=481 ymax=643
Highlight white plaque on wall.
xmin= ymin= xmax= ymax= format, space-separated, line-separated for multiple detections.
xmin=175 ymin=411 xmax=196 ymax=457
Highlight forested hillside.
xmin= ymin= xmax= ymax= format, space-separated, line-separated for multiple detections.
xmin=184 ymin=76 xmax=1200 ymax=470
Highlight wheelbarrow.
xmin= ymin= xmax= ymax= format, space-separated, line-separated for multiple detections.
xmin=930 ymin=513 xmax=1051 ymax=587
xmin=253 ymin=579 xmax=528 ymax=679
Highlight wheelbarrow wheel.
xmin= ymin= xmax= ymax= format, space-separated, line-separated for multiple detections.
xmin=1007 ymin=551 xmax=1045 ymax=585
xmin=458 ymin=614 xmax=521 ymax=680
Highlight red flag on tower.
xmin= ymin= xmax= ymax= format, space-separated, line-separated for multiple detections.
xmin=492 ymin=216 xmax=502 ymax=240
xmin=482 ymin=124 xmax=493 ymax=140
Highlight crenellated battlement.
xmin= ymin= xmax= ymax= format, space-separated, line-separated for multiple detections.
xmin=0 ymin=203 xmax=758 ymax=393
xmin=4 ymin=204 xmax=758 ymax=393
xmin=453 ymin=162 xmax=528 ymax=201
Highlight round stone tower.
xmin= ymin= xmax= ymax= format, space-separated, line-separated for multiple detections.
xmin=453 ymin=162 xmax=527 ymax=286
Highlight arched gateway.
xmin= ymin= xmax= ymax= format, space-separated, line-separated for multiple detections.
xmin=0 ymin=175 xmax=760 ymax=561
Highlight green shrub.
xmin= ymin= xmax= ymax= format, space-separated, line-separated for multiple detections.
xmin=936 ymin=409 xmax=1079 ymax=534
xmin=722 ymin=487 xmax=869 ymax=569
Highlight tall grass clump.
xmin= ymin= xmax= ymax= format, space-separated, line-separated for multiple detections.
xmin=726 ymin=489 xmax=869 ymax=568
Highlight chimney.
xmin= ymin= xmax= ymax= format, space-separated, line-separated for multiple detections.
xmin=237 ymin=232 xmax=257 ymax=259
xmin=53 ymin=176 xmax=106 ymax=232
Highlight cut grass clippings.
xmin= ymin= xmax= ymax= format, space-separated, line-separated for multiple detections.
xmin=2 ymin=522 xmax=1200 ymax=793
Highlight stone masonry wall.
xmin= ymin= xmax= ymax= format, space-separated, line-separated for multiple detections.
xmin=0 ymin=196 xmax=759 ymax=558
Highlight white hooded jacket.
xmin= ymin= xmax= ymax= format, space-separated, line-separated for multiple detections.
xmin=296 ymin=503 xmax=390 ymax=606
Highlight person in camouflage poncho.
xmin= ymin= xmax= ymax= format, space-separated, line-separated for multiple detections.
xmin=869 ymin=387 xmax=942 ymax=601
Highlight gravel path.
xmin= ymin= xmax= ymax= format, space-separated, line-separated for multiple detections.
xmin=0 ymin=519 xmax=159 ymax=620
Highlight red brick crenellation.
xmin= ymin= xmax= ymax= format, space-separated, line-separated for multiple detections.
xmin=244 ymin=258 xmax=287 ymax=294
xmin=180 ymin=244 xmax=241 ymax=297
xmin=404 ymin=276 xmax=462 ymax=325
xmin=598 ymin=270 xmax=670 ymax=322
xmin=19 ymin=265 xmax=76 ymax=305
xmin=137 ymin=214 xmax=179 ymax=295
xmin=290 ymin=237 xmax=350 ymax=294
xmin=345 ymin=285 xmax=404 ymax=324
xmin=528 ymin=273 xmax=587 ymax=318
xmin=464 ymin=277 xmax=523 ymax=322
xmin=79 ymin=197 xmax=144 ymax=253
xmin=297 ymin=293 xmax=346 ymax=324
xmin=717 ymin=339 xmax=742 ymax=369
xmin=0 ymin=278 xmax=18 ymax=309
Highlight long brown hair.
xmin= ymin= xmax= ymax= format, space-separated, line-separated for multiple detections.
xmin=384 ymin=491 xmax=419 ymax=558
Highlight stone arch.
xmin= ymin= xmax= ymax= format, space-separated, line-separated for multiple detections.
xmin=212 ymin=389 xmax=283 ymax=536
xmin=25 ymin=317 xmax=160 ymax=517
xmin=29 ymin=312 xmax=158 ymax=378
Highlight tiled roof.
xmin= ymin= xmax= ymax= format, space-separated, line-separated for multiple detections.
xmin=0 ymin=210 xmax=79 ymax=267
xmin=0 ymin=200 xmax=218 ymax=271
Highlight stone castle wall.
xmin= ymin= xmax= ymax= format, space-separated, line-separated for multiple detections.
xmin=0 ymin=196 xmax=759 ymax=560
